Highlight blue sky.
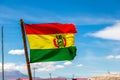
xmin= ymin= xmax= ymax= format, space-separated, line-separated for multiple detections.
xmin=0 ymin=0 xmax=120 ymax=78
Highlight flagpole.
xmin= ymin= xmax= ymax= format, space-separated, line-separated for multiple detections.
xmin=2 ymin=26 xmax=4 ymax=80
xmin=20 ymin=19 xmax=32 ymax=80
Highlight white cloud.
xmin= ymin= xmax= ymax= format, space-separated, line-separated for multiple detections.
xmin=64 ymin=61 xmax=72 ymax=66
xmin=76 ymin=64 xmax=83 ymax=67
xmin=106 ymin=55 xmax=114 ymax=59
xmin=31 ymin=62 xmax=56 ymax=72
xmin=0 ymin=61 xmax=73 ymax=73
xmin=115 ymin=55 xmax=120 ymax=59
xmin=1 ymin=63 xmax=16 ymax=71
xmin=31 ymin=62 xmax=64 ymax=72
xmin=87 ymin=22 xmax=120 ymax=40
xmin=0 ymin=63 xmax=27 ymax=74
xmin=8 ymin=49 xmax=24 ymax=55
xmin=0 ymin=62 xmax=65 ymax=74
xmin=106 ymin=55 xmax=120 ymax=59
xmin=55 ymin=65 xmax=64 ymax=69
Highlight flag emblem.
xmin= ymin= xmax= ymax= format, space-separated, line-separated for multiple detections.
xmin=53 ymin=34 xmax=66 ymax=48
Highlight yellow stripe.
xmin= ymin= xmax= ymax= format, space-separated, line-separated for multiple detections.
xmin=27 ymin=34 xmax=75 ymax=49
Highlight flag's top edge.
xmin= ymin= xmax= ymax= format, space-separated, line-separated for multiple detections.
xmin=24 ymin=23 xmax=77 ymax=34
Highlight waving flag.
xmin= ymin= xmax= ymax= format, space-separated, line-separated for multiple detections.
xmin=24 ymin=23 xmax=77 ymax=63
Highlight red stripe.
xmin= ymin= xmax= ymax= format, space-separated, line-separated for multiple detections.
xmin=24 ymin=23 xmax=77 ymax=34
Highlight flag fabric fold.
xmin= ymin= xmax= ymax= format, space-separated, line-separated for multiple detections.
xmin=24 ymin=23 xmax=77 ymax=63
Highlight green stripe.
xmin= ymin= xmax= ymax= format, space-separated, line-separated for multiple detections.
xmin=30 ymin=46 xmax=76 ymax=63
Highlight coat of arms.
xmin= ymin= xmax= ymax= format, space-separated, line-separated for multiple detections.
xmin=53 ymin=34 xmax=66 ymax=48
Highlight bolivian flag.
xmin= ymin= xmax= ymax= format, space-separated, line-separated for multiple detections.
xmin=24 ymin=23 xmax=77 ymax=63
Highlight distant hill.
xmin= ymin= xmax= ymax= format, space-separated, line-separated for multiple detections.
xmin=0 ymin=70 xmax=28 ymax=80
